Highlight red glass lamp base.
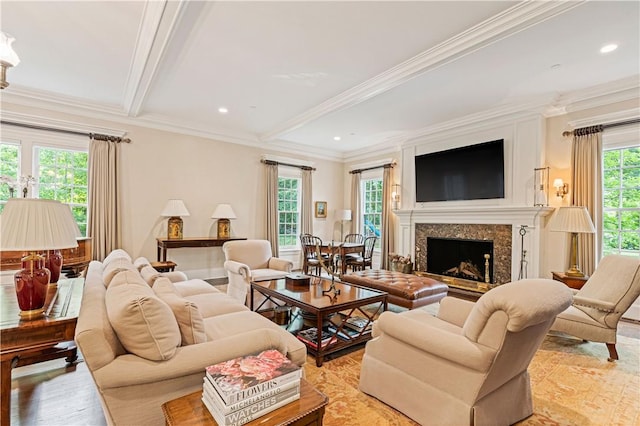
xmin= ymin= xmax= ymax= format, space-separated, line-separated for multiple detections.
xmin=15 ymin=254 xmax=51 ymax=318
xmin=45 ymin=249 xmax=63 ymax=283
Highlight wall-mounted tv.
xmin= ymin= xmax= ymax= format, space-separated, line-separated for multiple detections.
xmin=415 ymin=139 xmax=505 ymax=202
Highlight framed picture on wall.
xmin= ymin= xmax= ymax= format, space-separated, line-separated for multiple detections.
xmin=315 ymin=201 xmax=327 ymax=218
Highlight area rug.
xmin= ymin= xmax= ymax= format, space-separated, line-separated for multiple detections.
xmin=303 ymin=334 xmax=640 ymax=426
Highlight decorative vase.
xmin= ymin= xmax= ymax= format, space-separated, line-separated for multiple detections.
xmin=15 ymin=254 xmax=50 ymax=318
xmin=45 ymin=249 xmax=63 ymax=284
xmin=391 ymin=261 xmax=413 ymax=274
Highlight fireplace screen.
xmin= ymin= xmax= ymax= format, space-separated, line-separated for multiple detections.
xmin=427 ymin=237 xmax=494 ymax=283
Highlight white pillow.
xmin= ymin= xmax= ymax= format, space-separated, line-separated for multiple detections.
xmin=102 ymin=258 xmax=137 ymax=288
xmin=102 ymin=249 xmax=132 ymax=267
xmin=154 ymin=277 xmax=207 ymax=346
xmin=106 ymin=271 xmax=180 ymax=361
xmin=133 ymin=257 xmax=151 ymax=271
xmin=140 ymin=265 xmax=162 ymax=286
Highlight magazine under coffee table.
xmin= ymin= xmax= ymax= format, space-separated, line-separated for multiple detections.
xmin=250 ymin=277 xmax=388 ymax=367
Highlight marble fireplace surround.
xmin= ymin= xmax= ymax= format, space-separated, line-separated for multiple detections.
xmin=394 ymin=206 xmax=554 ymax=284
xmin=416 ymin=223 xmax=512 ymax=285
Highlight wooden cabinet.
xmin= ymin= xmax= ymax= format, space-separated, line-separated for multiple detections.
xmin=552 ymin=271 xmax=589 ymax=290
xmin=0 ymin=238 xmax=92 ymax=277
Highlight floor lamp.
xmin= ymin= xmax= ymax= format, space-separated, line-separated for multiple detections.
xmin=549 ymin=206 xmax=596 ymax=277
xmin=336 ymin=209 xmax=352 ymax=241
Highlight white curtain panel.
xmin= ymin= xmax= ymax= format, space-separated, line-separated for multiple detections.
xmin=265 ymin=163 xmax=279 ymax=256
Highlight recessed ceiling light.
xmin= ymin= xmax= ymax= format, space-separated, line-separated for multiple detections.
xmin=600 ymin=44 xmax=618 ymax=54
xmin=333 ymin=136 xmax=341 ymax=141
xmin=218 ymin=107 xmax=228 ymax=114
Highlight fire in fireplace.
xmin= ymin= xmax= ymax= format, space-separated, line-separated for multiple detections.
xmin=426 ymin=237 xmax=494 ymax=283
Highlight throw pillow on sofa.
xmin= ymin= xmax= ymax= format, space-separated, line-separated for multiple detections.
xmin=102 ymin=258 xmax=138 ymax=287
xmin=106 ymin=270 xmax=181 ymax=361
xmin=134 ymin=257 xmax=151 ymax=271
xmin=140 ymin=265 xmax=162 ymax=286
xmin=102 ymin=249 xmax=132 ymax=266
xmin=153 ymin=277 xmax=207 ymax=345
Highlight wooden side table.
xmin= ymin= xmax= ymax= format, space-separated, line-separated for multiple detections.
xmin=151 ymin=261 xmax=177 ymax=272
xmin=552 ymin=271 xmax=589 ymax=290
xmin=1 ymin=278 xmax=84 ymax=426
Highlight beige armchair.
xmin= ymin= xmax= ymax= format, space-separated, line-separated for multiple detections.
xmin=223 ymin=239 xmax=293 ymax=304
xmin=359 ymin=279 xmax=572 ymax=426
xmin=551 ymin=254 xmax=640 ymax=361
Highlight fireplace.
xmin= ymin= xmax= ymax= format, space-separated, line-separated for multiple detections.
xmin=427 ymin=237 xmax=494 ymax=283
xmin=415 ymin=223 xmax=512 ymax=285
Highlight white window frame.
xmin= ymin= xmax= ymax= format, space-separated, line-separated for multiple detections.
xmin=278 ymin=167 xmax=302 ymax=251
xmin=602 ymin=125 xmax=640 ymax=258
xmin=1 ymin=127 xmax=88 ymax=233
xmin=360 ymin=170 xmax=383 ymax=251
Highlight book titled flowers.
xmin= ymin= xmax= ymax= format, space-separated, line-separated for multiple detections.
xmin=205 ymin=349 xmax=302 ymax=405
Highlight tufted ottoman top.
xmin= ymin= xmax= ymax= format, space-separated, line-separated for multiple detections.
xmin=342 ymin=270 xmax=448 ymax=301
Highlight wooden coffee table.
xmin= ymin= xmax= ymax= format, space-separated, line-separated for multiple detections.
xmin=0 ymin=278 xmax=84 ymax=426
xmin=162 ymin=378 xmax=328 ymax=426
xmin=251 ymin=277 xmax=387 ymax=367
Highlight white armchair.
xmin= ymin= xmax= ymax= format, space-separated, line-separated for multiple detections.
xmin=223 ymin=239 xmax=293 ymax=304
xmin=551 ymin=254 xmax=640 ymax=361
xmin=359 ymin=279 xmax=572 ymax=426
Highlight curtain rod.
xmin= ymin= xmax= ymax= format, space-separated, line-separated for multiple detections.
xmin=260 ymin=159 xmax=315 ymax=171
xmin=349 ymin=162 xmax=394 ymax=174
xmin=1 ymin=120 xmax=132 ymax=143
xmin=562 ymin=118 xmax=640 ymax=137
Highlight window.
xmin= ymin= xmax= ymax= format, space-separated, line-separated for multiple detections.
xmin=362 ymin=177 xmax=383 ymax=245
xmin=602 ymin=146 xmax=640 ymax=257
xmin=0 ymin=142 xmax=20 ymax=212
xmin=278 ymin=176 xmax=301 ymax=248
xmin=36 ymin=147 xmax=89 ymax=236
xmin=0 ymin=129 xmax=88 ymax=235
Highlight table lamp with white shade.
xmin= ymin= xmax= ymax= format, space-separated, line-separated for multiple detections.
xmin=336 ymin=209 xmax=352 ymax=241
xmin=549 ymin=206 xmax=596 ymax=277
xmin=0 ymin=198 xmax=80 ymax=318
xmin=161 ymin=199 xmax=190 ymax=240
xmin=211 ymin=204 xmax=236 ymax=238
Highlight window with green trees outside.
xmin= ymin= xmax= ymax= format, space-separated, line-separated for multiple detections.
xmin=603 ymin=146 xmax=639 ymax=257
xmin=278 ymin=177 xmax=300 ymax=248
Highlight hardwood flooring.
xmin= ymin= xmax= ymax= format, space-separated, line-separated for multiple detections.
xmin=7 ymin=320 xmax=640 ymax=425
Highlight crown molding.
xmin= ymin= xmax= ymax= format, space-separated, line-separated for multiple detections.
xmin=259 ymin=0 xmax=583 ymax=142
xmin=568 ymin=107 xmax=640 ymax=129
xmin=0 ymin=110 xmax=128 ymax=137
xmin=2 ymin=86 xmax=126 ymax=116
xmin=553 ymin=75 xmax=640 ymax=114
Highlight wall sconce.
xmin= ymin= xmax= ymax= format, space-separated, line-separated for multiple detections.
xmin=553 ymin=178 xmax=569 ymax=199
xmin=391 ymin=184 xmax=401 ymax=210
xmin=0 ymin=31 xmax=20 ymax=90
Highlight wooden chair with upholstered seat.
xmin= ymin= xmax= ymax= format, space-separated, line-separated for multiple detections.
xmin=346 ymin=236 xmax=376 ymax=272
xmin=300 ymin=234 xmax=330 ymax=276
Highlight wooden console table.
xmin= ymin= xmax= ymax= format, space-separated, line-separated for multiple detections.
xmin=0 ymin=278 xmax=84 ymax=426
xmin=156 ymin=237 xmax=247 ymax=261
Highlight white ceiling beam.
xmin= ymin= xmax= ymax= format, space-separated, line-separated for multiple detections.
xmin=122 ymin=0 xmax=190 ymax=117
xmin=259 ymin=0 xmax=584 ymax=143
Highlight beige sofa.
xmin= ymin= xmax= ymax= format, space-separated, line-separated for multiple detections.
xmin=75 ymin=249 xmax=306 ymax=426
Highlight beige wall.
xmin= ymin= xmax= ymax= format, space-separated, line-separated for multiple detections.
xmin=1 ymin=102 xmax=345 ymax=278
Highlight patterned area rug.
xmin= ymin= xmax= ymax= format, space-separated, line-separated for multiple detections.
xmin=303 ymin=334 xmax=640 ymax=425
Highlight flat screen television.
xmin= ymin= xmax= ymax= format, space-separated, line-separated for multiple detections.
xmin=415 ymin=139 xmax=505 ymax=202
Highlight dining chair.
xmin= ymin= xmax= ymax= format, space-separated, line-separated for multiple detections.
xmin=300 ymin=234 xmax=330 ymax=276
xmin=346 ymin=236 xmax=377 ymax=271
xmin=344 ymin=233 xmax=364 ymax=244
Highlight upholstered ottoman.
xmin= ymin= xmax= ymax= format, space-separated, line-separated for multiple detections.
xmin=341 ymin=270 xmax=448 ymax=309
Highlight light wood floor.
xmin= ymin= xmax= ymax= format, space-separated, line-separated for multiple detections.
xmin=7 ymin=320 xmax=640 ymax=426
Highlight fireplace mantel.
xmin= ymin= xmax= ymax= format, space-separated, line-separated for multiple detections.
xmin=394 ymin=206 xmax=554 ymax=225
xmin=394 ymin=205 xmax=555 ymax=282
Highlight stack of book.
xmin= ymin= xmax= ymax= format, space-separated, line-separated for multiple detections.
xmin=202 ymin=349 xmax=302 ymax=426
xmin=296 ymin=327 xmax=338 ymax=349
